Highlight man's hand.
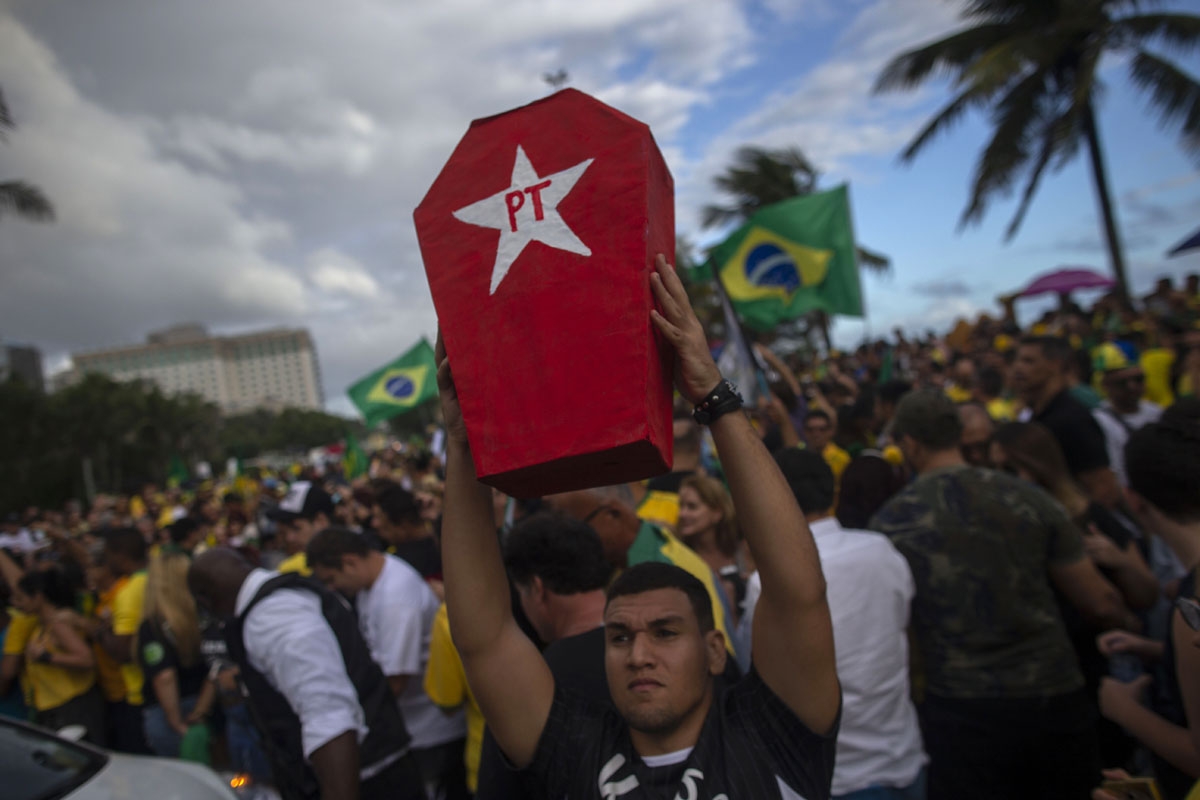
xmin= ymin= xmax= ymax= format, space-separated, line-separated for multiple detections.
xmin=1097 ymin=630 xmax=1162 ymax=661
xmin=435 ymin=331 xmax=469 ymax=447
xmin=1083 ymin=527 xmax=1124 ymax=569
xmin=649 ymin=254 xmax=721 ymax=404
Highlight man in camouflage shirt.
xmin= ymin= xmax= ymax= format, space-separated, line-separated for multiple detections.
xmin=871 ymin=390 xmax=1132 ymax=800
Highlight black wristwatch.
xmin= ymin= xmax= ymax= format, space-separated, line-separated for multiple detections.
xmin=692 ymin=379 xmax=744 ymax=425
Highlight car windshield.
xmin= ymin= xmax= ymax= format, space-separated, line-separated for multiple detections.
xmin=0 ymin=719 xmax=106 ymax=800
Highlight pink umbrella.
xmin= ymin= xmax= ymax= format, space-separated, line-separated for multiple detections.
xmin=1017 ymin=267 xmax=1114 ymax=298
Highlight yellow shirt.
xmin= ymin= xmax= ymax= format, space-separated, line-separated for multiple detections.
xmin=821 ymin=443 xmax=851 ymax=484
xmin=26 ymin=622 xmax=95 ymax=711
xmin=1141 ymin=348 xmax=1176 ymax=407
xmin=423 ymin=604 xmax=483 ymax=793
xmin=945 ymin=385 xmax=973 ymax=404
xmin=3 ymin=611 xmax=37 ymax=656
xmin=93 ymin=578 xmax=129 ymax=703
xmin=4 ymin=611 xmax=38 ymax=707
xmin=277 ymin=552 xmax=312 ymax=576
xmin=112 ymin=571 xmax=147 ymax=705
xmin=986 ymin=397 xmax=1017 ymax=423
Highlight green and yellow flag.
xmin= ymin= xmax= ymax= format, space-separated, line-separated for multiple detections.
xmin=347 ymin=339 xmax=439 ymax=427
xmin=704 ymin=185 xmax=863 ymax=331
xmin=343 ymin=435 xmax=368 ymax=480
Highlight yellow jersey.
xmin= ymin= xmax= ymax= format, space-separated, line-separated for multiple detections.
xmin=277 ymin=552 xmax=312 ymax=576
xmin=26 ymin=620 xmax=95 ymax=711
xmin=112 ymin=571 xmax=147 ymax=705
xmin=424 ymin=604 xmax=483 ymax=793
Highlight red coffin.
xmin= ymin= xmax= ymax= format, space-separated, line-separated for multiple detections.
xmin=414 ymin=89 xmax=674 ymax=498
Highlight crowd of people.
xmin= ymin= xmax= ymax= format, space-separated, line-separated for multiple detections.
xmin=3 ymin=264 xmax=1200 ymax=800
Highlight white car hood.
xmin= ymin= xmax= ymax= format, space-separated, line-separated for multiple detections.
xmin=66 ymin=752 xmax=235 ymax=800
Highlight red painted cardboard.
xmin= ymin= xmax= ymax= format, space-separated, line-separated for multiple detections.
xmin=414 ymin=89 xmax=674 ymax=498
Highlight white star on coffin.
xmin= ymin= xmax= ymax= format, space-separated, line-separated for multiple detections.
xmin=452 ymin=145 xmax=594 ymax=294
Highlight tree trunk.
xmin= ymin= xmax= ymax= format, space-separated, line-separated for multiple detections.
xmin=1081 ymin=100 xmax=1130 ymax=303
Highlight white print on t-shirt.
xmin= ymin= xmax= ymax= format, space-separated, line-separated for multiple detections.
xmin=599 ymin=754 xmax=639 ymax=798
xmin=595 ymin=752 xmax=804 ymax=800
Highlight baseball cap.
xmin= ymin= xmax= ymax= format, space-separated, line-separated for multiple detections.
xmin=267 ymin=481 xmax=335 ymax=523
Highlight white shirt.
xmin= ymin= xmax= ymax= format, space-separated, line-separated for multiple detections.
xmin=357 ymin=554 xmax=465 ymax=749
xmin=1094 ymin=400 xmax=1162 ymax=487
xmin=236 ymin=568 xmax=368 ymax=760
xmin=741 ymin=518 xmax=926 ymax=796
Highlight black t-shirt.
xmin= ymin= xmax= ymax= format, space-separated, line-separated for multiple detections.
xmin=1032 ymin=390 xmax=1110 ymax=477
xmin=530 ymin=668 xmax=838 ymax=800
xmin=390 ymin=536 xmax=442 ymax=580
xmin=136 ymin=619 xmax=209 ymax=706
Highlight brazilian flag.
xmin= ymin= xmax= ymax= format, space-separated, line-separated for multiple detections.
xmin=343 ymin=435 xmax=369 ymax=480
xmin=704 ymin=185 xmax=863 ymax=331
xmin=347 ymin=339 xmax=439 ymax=427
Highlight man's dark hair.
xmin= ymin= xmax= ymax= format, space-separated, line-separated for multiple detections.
xmin=503 ymin=512 xmax=612 ymax=595
xmin=104 ymin=527 xmax=147 ymax=563
xmin=878 ymin=380 xmax=913 ymax=407
xmin=773 ymin=448 xmax=835 ymax=513
xmin=978 ymin=366 xmax=1004 ymax=398
xmin=306 ymin=526 xmax=374 ymax=569
xmin=374 ymin=482 xmax=421 ymax=526
xmin=892 ymin=389 xmax=963 ymax=450
xmin=18 ymin=568 xmax=76 ymax=610
xmin=1163 ymin=397 xmax=1200 ymax=425
xmin=804 ymin=409 xmax=831 ymax=426
xmin=170 ymin=517 xmax=200 ymax=546
xmin=606 ymin=562 xmax=713 ymax=633
xmin=1020 ymin=335 xmax=1072 ymax=364
xmin=1126 ymin=419 xmax=1200 ymax=522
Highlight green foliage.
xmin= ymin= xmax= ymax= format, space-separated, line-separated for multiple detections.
xmin=0 ymin=374 xmax=362 ymax=513
xmin=220 ymin=407 xmax=365 ymax=459
xmin=0 ymin=87 xmax=54 ymax=223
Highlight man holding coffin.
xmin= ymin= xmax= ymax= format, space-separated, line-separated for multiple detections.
xmin=437 ymin=255 xmax=841 ymax=800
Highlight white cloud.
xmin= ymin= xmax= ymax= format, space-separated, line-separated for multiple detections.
xmin=676 ymin=0 xmax=963 ymax=231
xmin=308 ymin=248 xmax=382 ymax=299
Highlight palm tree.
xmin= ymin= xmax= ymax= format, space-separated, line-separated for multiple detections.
xmin=874 ymin=0 xmax=1200 ymax=301
xmin=0 ymin=87 xmax=54 ymax=223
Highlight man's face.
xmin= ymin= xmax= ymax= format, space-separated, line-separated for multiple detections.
xmin=1104 ymin=368 xmax=1145 ymax=411
xmin=604 ymin=588 xmax=722 ymax=736
xmin=1010 ymin=345 xmax=1054 ymax=396
xmin=312 ymin=556 xmax=368 ymax=596
xmin=804 ymin=416 xmax=834 ymax=451
xmin=279 ymin=517 xmax=317 ymax=555
xmin=958 ymin=411 xmax=995 ymax=468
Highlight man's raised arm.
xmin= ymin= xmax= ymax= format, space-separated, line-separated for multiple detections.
xmin=436 ymin=336 xmax=554 ymax=769
xmin=650 ymin=256 xmax=839 ymax=735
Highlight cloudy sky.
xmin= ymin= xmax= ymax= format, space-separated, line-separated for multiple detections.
xmin=3 ymin=0 xmax=1199 ymax=416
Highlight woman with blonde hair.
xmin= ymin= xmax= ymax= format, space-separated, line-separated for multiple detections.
xmin=136 ymin=552 xmax=208 ymax=757
xmin=677 ymin=474 xmax=746 ymax=623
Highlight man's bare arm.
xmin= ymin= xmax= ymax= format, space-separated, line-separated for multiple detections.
xmin=437 ymin=336 xmax=554 ymax=769
xmin=650 ymin=256 xmax=839 ymax=735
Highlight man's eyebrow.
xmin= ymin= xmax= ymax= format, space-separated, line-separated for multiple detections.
xmin=605 ymin=615 xmax=686 ymax=632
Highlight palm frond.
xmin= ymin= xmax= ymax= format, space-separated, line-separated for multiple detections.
xmin=1111 ymin=12 xmax=1200 ymax=53
xmin=0 ymin=88 xmax=10 ymax=138
xmin=1128 ymin=50 xmax=1200 ymax=156
xmin=856 ymin=246 xmax=890 ymax=274
xmin=874 ymin=23 xmax=1016 ymax=93
xmin=0 ymin=181 xmax=55 ymax=222
xmin=960 ymin=66 xmax=1051 ymax=228
xmin=1005 ymin=107 xmax=1083 ymax=238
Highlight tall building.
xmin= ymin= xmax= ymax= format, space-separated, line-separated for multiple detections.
xmin=72 ymin=325 xmax=323 ymax=414
xmin=0 ymin=343 xmax=45 ymax=392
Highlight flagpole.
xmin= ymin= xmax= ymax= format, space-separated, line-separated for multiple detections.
xmin=707 ymin=258 xmax=771 ymax=399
